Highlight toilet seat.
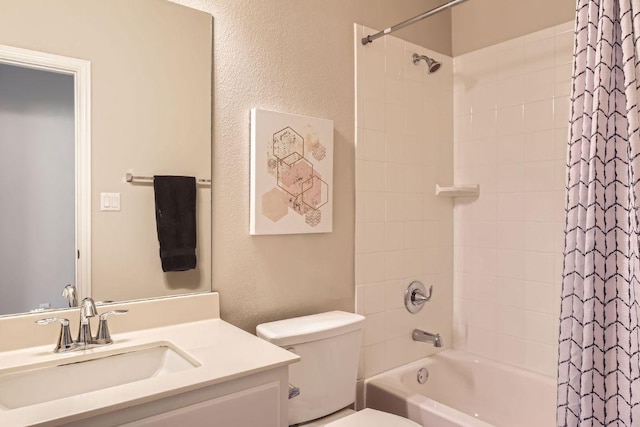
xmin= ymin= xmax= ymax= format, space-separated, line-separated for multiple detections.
xmin=316 ymin=408 xmax=420 ymax=427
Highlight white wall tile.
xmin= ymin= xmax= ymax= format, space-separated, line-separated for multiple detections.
xmin=555 ymin=32 xmax=575 ymax=65
xmin=524 ymin=99 xmax=554 ymax=132
xmin=525 ymin=341 xmax=556 ymax=376
xmin=362 ymin=161 xmax=385 ymax=192
xmin=404 ymin=249 xmax=425 ymax=277
xmin=555 ymin=64 xmax=573 ymax=97
xmin=385 ymin=36 xmax=405 ymax=78
xmin=364 ymin=129 xmax=386 ymax=161
xmin=496 ymin=249 xmax=525 ymax=279
xmin=497 ymin=306 xmax=525 ymax=337
xmin=356 ymin=28 xmax=454 ymax=377
xmin=496 ymin=164 xmax=524 ymax=193
xmin=363 ymin=312 xmax=387 ymax=346
xmin=470 ymin=82 xmax=497 ymax=112
xmin=385 ymin=103 xmax=405 ymax=133
xmin=497 ymin=334 xmax=526 ymax=366
xmin=363 ymin=192 xmax=386 ymax=222
xmin=364 ymin=343 xmax=386 ymax=377
xmin=363 ymin=222 xmax=386 ymax=254
xmin=554 ymin=127 xmax=570 ymax=160
xmin=494 ymin=39 xmax=525 ymax=80
xmin=452 ymin=22 xmax=572 ymax=377
xmin=361 ymin=252 xmax=386 ymax=284
xmin=385 ymin=131 xmax=405 ymax=163
xmin=385 ymin=250 xmax=405 ymax=280
xmin=358 ymin=21 xmax=570 ymax=380
xmin=524 ymin=161 xmax=556 ymax=191
xmin=495 ymin=220 xmax=525 ymax=250
xmin=363 ymin=98 xmax=385 ymax=131
xmin=524 ymin=191 xmax=555 ymax=222
xmin=524 ymin=129 xmax=555 ymax=161
xmin=524 ymin=281 xmax=555 ymax=314
xmin=524 ymin=68 xmax=555 ymax=103
xmin=524 ymin=221 xmax=554 ymax=252
xmin=384 ymin=280 xmax=405 ymax=310
xmin=404 ymin=221 xmax=425 ymax=249
xmin=496 ymin=75 xmax=525 ymax=108
xmin=524 ymin=311 xmax=556 ymax=344
xmin=385 ymin=192 xmax=405 ymax=222
xmin=385 ymin=74 xmax=404 ymax=105
xmin=405 ymin=193 xmax=425 ymax=221
xmin=497 ymin=278 xmax=526 ymax=308
xmin=384 ymin=222 xmax=405 ymax=252
xmin=385 ymin=308 xmax=408 ymax=339
xmin=524 ymin=251 xmax=555 ymax=283
xmin=496 ymin=105 xmax=524 ymax=136
xmin=363 ymin=282 xmax=387 ymax=315
xmin=385 ymin=162 xmax=406 ymax=192
xmin=472 ymin=109 xmax=497 ymax=139
xmin=524 ymin=35 xmax=555 ymax=71
xmin=554 ymin=96 xmax=571 ymax=128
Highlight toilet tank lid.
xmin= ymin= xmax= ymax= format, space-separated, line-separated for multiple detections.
xmin=256 ymin=311 xmax=365 ymax=347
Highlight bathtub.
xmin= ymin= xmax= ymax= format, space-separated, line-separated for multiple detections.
xmin=364 ymin=350 xmax=556 ymax=427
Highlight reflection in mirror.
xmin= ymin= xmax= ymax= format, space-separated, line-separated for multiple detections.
xmin=0 ymin=0 xmax=212 ymax=317
xmin=0 ymin=63 xmax=75 ymax=315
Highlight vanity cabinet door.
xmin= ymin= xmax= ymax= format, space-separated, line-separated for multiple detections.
xmin=112 ymin=368 xmax=288 ymax=427
xmin=124 ymin=381 xmax=281 ymax=427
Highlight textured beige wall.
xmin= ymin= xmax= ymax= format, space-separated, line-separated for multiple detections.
xmin=0 ymin=0 xmax=212 ymax=304
xmin=452 ymin=0 xmax=576 ymax=55
xmin=172 ymin=0 xmax=452 ymax=331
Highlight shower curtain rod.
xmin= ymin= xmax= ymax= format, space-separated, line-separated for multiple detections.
xmin=362 ymin=0 xmax=470 ymax=45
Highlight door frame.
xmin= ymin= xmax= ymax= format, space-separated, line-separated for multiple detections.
xmin=0 ymin=44 xmax=91 ymax=301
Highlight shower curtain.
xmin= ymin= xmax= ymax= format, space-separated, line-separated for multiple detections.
xmin=557 ymin=0 xmax=640 ymax=426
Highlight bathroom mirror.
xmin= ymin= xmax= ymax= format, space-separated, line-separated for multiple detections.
xmin=0 ymin=0 xmax=212 ymax=316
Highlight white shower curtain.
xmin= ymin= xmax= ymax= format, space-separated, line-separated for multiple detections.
xmin=557 ymin=0 xmax=640 ymax=426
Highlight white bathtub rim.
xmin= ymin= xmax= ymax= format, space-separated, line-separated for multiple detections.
xmin=365 ymin=349 xmax=556 ymax=385
xmin=366 ymin=375 xmax=494 ymax=427
xmin=364 ymin=349 xmax=556 ymax=427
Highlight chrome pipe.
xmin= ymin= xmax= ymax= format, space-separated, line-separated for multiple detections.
xmin=362 ymin=0 xmax=471 ymax=45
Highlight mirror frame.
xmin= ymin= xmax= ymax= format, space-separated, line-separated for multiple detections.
xmin=0 ymin=44 xmax=91 ymax=304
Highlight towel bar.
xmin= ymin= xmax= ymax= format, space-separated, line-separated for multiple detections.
xmin=125 ymin=172 xmax=211 ymax=185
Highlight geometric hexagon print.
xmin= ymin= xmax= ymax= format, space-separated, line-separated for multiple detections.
xmin=250 ymin=108 xmax=333 ymax=235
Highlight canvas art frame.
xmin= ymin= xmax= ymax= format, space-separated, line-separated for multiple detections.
xmin=250 ymin=108 xmax=334 ymax=235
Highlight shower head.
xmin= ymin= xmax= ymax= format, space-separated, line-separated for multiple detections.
xmin=412 ymin=53 xmax=442 ymax=74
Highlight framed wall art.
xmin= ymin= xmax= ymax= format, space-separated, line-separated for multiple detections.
xmin=250 ymin=108 xmax=333 ymax=235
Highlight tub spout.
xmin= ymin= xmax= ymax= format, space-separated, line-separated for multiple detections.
xmin=413 ymin=329 xmax=442 ymax=347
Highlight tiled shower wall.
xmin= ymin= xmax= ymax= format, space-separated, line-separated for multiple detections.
xmin=452 ymin=21 xmax=574 ymax=376
xmin=354 ymin=25 xmax=454 ymax=379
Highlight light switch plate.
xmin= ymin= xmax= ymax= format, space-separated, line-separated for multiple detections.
xmin=100 ymin=193 xmax=121 ymax=211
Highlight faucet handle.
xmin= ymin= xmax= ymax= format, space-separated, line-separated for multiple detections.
xmin=36 ymin=317 xmax=77 ymax=353
xmin=412 ymin=285 xmax=433 ymax=303
xmin=405 ymin=281 xmax=433 ymax=313
xmin=95 ymin=310 xmax=128 ymax=344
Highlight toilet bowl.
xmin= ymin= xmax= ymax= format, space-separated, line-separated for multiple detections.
xmin=256 ymin=311 xmax=420 ymax=427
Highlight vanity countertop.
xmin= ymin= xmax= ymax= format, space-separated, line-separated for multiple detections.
xmin=0 ymin=317 xmax=299 ymax=426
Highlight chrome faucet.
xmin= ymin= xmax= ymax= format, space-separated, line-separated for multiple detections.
xmin=36 ymin=297 xmax=128 ymax=353
xmin=412 ymin=329 xmax=442 ymax=347
xmin=77 ymin=297 xmax=98 ymax=345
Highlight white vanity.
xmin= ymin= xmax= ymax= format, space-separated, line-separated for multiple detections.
xmin=0 ymin=293 xmax=299 ymax=426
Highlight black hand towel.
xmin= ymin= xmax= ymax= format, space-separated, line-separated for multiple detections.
xmin=153 ymin=175 xmax=197 ymax=272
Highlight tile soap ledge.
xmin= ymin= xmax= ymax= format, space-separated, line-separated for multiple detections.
xmin=435 ymin=184 xmax=479 ymax=197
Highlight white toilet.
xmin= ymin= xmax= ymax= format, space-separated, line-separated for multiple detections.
xmin=256 ymin=311 xmax=420 ymax=427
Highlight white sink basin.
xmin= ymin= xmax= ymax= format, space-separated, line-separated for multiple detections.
xmin=0 ymin=342 xmax=200 ymax=409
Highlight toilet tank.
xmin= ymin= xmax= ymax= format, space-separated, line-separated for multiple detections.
xmin=256 ymin=311 xmax=365 ymax=425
